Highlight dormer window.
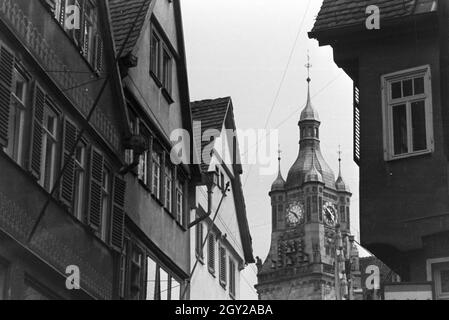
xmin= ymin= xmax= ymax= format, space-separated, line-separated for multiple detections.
xmin=381 ymin=65 xmax=434 ymax=161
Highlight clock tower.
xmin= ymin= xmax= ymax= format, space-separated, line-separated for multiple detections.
xmin=256 ymin=61 xmax=358 ymax=300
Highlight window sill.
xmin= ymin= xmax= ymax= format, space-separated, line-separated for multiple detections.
xmin=220 ymin=282 xmax=227 ymax=290
xmin=229 ymin=293 xmax=236 ymax=300
xmin=149 ymin=71 xmax=174 ymax=105
xmin=161 ymin=87 xmax=174 ymax=105
xmin=385 ymin=149 xmax=432 ymax=162
xmin=138 ymin=179 xmax=151 ymax=192
xmin=151 ymin=193 xmax=164 ymax=207
xmin=208 ymin=268 xmax=216 ymax=278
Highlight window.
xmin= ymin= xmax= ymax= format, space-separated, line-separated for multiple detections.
xmin=82 ymin=1 xmax=97 ymax=65
xmin=146 ymin=256 xmax=182 ymax=301
xmin=39 ymin=105 xmax=58 ymax=192
xmin=101 ymin=166 xmax=111 ymax=241
xmin=125 ymin=110 xmax=138 ymax=165
xmin=73 ymin=141 xmax=86 ymax=220
xmin=196 ymin=222 xmax=204 ymax=260
xmin=340 ymin=206 xmax=346 ymax=223
xmin=129 ymin=245 xmax=143 ymax=300
xmin=162 ymin=48 xmax=172 ymax=94
xmin=138 ymin=126 xmax=150 ymax=186
xmin=164 ymin=164 xmax=173 ymax=212
xmin=219 ymin=245 xmax=227 ymax=287
xmin=152 ymin=151 xmax=161 ymax=199
xmin=208 ymin=234 xmax=215 ymax=274
xmin=150 ymin=26 xmax=173 ymax=99
xmin=0 ymin=262 xmax=7 ymax=300
xmin=49 ymin=0 xmax=101 ymax=69
xmin=150 ymin=31 xmax=161 ymax=78
xmin=346 ymin=207 xmax=350 ymax=225
xmin=229 ymin=259 xmax=236 ymax=299
xmin=306 ymin=197 xmax=311 ymax=222
xmin=4 ymin=67 xmax=28 ymax=165
xmin=176 ymin=176 xmax=184 ymax=225
xmin=382 ymin=65 xmax=433 ymax=160
xmin=220 ymin=172 xmax=225 ymax=191
xmin=146 ymin=257 xmax=157 ymax=300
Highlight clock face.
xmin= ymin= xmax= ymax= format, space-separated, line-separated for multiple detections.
xmin=286 ymin=202 xmax=304 ymax=227
xmin=323 ymin=202 xmax=337 ymax=227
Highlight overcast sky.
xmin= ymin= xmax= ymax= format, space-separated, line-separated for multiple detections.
xmin=182 ymin=0 xmax=359 ymax=300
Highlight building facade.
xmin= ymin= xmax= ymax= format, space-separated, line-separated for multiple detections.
xmin=109 ymin=0 xmax=202 ymax=300
xmin=0 ymin=0 xmax=130 ymax=299
xmin=189 ymin=97 xmax=254 ymax=300
xmin=310 ymin=0 xmax=449 ymax=300
xmin=256 ymin=76 xmax=358 ymax=300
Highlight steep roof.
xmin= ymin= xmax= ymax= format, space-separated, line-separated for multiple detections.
xmin=191 ymin=97 xmax=254 ymax=264
xmin=311 ymin=0 xmax=437 ymax=35
xmin=108 ymin=0 xmax=152 ymax=57
xmin=191 ymin=97 xmax=231 ymax=172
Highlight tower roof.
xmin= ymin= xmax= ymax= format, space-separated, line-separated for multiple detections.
xmin=304 ymin=151 xmax=324 ymax=184
xmin=271 ymin=148 xmax=286 ymax=192
xmin=336 ymin=147 xmax=351 ymax=193
xmin=286 ymin=61 xmax=335 ymax=189
xmin=300 ymin=83 xmax=320 ymax=122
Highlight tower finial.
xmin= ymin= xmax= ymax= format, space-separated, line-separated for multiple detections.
xmin=338 ymin=145 xmax=342 ymax=176
xmin=305 ymin=51 xmax=312 ymax=84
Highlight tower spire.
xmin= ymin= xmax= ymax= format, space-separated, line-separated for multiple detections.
xmin=271 ymin=144 xmax=285 ymax=192
xmin=305 ymin=52 xmax=312 ymax=101
xmin=338 ymin=145 xmax=342 ymax=177
xmin=300 ymin=54 xmax=320 ymax=123
xmin=277 ymin=145 xmax=282 ymax=176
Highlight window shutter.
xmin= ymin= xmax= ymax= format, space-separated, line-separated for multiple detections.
xmin=110 ymin=175 xmax=126 ymax=251
xmin=0 ymin=44 xmax=14 ymax=147
xmin=58 ymin=0 xmax=66 ymax=26
xmin=95 ymin=34 xmax=103 ymax=73
xmin=29 ymin=83 xmax=46 ymax=180
xmin=208 ymin=234 xmax=215 ymax=273
xmin=60 ymin=119 xmax=78 ymax=208
xmin=354 ymin=84 xmax=361 ymax=165
xmin=219 ymin=246 xmax=227 ymax=286
xmin=88 ymin=147 xmax=104 ymax=230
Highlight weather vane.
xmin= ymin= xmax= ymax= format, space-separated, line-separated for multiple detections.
xmin=305 ymin=52 xmax=312 ymax=83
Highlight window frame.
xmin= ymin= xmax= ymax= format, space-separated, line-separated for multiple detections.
xmin=381 ymin=65 xmax=434 ymax=161
xmin=39 ymin=101 xmax=60 ymax=192
xmin=4 ymin=65 xmax=29 ymax=166
xmin=149 ymin=23 xmax=174 ymax=103
xmin=100 ymin=163 xmax=112 ymax=242
xmin=73 ymin=138 xmax=87 ymax=221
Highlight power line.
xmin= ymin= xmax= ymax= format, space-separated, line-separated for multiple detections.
xmin=242 ymin=73 xmax=343 ymax=187
xmin=243 ymin=0 xmax=312 ymax=188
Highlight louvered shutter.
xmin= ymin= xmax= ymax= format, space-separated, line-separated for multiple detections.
xmin=208 ymin=234 xmax=215 ymax=273
xmin=60 ymin=119 xmax=77 ymax=208
xmin=219 ymin=246 xmax=227 ymax=286
xmin=88 ymin=148 xmax=104 ymax=230
xmin=58 ymin=0 xmax=66 ymax=26
xmin=110 ymin=175 xmax=126 ymax=251
xmin=0 ymin=44 xmax=14 ymax=147
xmin=94 ymin=34 xmax=103 ymax=73
xmin=29 ymin=83 xmax=46 ymax=180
